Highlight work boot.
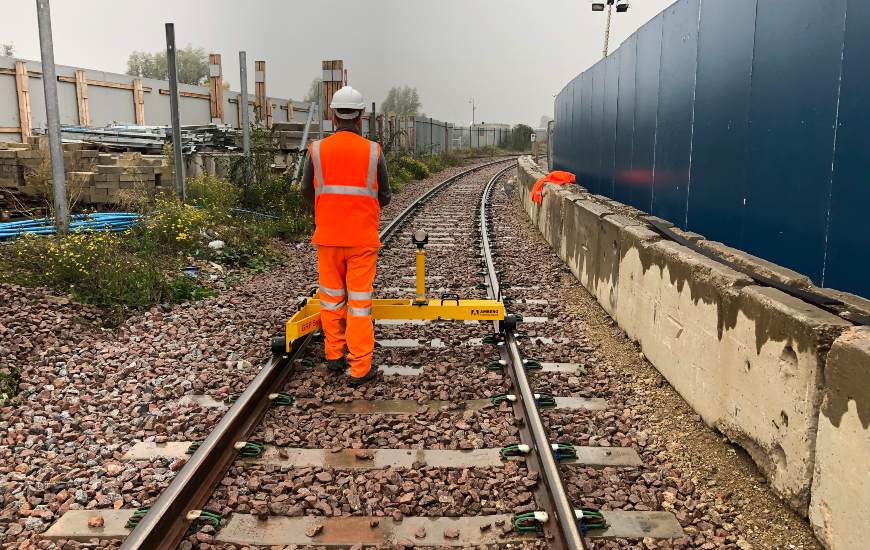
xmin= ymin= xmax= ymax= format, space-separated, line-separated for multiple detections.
xmin=325 ymin=357 xmax=347 ymax=373
xmin=347 ymin=366 xmax=379 ymax=387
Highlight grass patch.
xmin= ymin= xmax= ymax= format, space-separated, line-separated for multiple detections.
xmin=386 ymin=150 xmax=467 ymax=191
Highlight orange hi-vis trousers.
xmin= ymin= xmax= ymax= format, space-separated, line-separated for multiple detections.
xmin=317 ymin=246 xmax=377 ymax=378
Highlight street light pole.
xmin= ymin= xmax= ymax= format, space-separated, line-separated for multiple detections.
xmin=468 ymin=98 xmax=477 ymax=148
xmin=592 ymin=0 xmax=629 ymax=59
xmin=602 ymin=2 xmax=613 ymax=58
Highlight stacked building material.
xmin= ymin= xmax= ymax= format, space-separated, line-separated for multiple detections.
xmin=56 ymin=124 xmax=240 ymax=155
xmin=0 ymin=138 xmax=171 ymax=207
xmin=269 ymin=121 xmax=320 ymax=151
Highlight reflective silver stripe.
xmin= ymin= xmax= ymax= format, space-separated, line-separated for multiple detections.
xmin=320 ymin=285 xmax=346 ymax=297
xmin=311 ymin=141 xmax=324 ymax=190
xmin=320 ymin=299 xmax=347 ymax=311
xmin=366 ymin=141 xmax=378 ymax=191
xmin=347 ymin=290 xmax=372 ymax=301
xmin=348 ymin=306 xmax=372 ymax=317
xmin=319 ymin=185 xmax=378 ymax=198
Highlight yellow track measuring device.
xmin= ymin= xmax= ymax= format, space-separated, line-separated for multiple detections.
xmin=273 ymin=230 xmax=506 ymax=354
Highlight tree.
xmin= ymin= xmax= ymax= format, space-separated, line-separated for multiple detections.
xmin=1 ymin=43 xmax=14 ymax=57
xmin=381 ymin=86 xmax=422 ymax=117
xmin=304 ymin=78 xmax=321 ymax=104
xmin=508 ymin=124 xmax=534 ymax=151
xmin=539 ymin=115 xmax=553 ymax=129
xmin=126 ymin=45 xmax=209 ymax=85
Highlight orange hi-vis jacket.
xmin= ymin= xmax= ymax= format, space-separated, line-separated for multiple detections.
xmin=531 ymin=170 xmax=576 ymax=204
xmin=309 ymin=132 xmax=382 ymax=247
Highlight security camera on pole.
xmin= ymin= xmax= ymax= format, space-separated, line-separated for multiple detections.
xmin=590 ymin=0 xmax=629 ymax=58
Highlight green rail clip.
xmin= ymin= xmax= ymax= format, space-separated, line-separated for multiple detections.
xmin=269 ymin=392 xmax=295 ymax=406
xmin=576 ymin=508 xmax=608 ymax=534
xmin=125 ymin=506 xmax=150 ymax=529
xmin=185 ymin=440 xmax=203 ymax=455
xmin=551 ymin=443 xmax=578 ymax=461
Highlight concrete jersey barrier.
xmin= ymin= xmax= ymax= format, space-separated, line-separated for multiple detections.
xmin=514 ymin=155 xmax=870 ymax=550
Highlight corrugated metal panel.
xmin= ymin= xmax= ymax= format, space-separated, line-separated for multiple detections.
xmin=601 ymin=48 xmax=620 ymax=197
xmin=651 ymin=0 xmax=699 ymax=226
xmin=686 ymin=0 xmax=757 ymax=246
xmin=589 ymin=62 xmax=605 ymax=194
xmin=743 ymin=0 xmax=847 ymax=282
xmin=613 ymin=34 xmax=637 ymax=205
xmin=819 ymin=0 xmax=869 ymax=290
xmin=629 ymin=13 xmax=663 ymax=211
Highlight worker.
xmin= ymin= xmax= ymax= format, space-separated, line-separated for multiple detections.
xmin=301 ymin=86 xmax=391 ymax=387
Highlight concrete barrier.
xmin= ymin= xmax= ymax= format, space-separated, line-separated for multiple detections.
xmin=810 ymin=327 xmax=870 ymax=549
xmin=515 ymin=156 xmax=866 ymax=548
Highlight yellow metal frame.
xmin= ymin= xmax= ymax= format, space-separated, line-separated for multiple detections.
xmin=281 ymin=236 xmax=504 ymax=353
xmin=283 ymin=298 xmax=504 ymax=350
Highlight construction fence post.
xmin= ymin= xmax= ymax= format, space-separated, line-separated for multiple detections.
xmin=74 ymin=69 xmax=89 ymax=126
xmin=254 ymin=60 xmax=270 ymax=128
xmin=35 ymin=0 xmax=69 ymax=233
xmin=208 ymin=53 xmax=224 ymax=123
xmin=238 ymin=51 xmax=251 ymax=188
xmin=371 ymin=102 xmax=376 ymax=143
xmin=14 ymin=60 xmax=32 ymax=144
xmin=165 ymin=22 xmax=186 ymax=202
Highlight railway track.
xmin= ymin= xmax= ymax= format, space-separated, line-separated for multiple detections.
xmin=44 ymin=157 xmax=683 ymax=549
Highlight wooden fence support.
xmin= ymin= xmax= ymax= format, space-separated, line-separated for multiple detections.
xmin=254 ymin=60 xmax=271 ymax=127
xmin=132 ymin=79 xmax=145 ymax=124
xmin=378 ymin=114 xmax=385 ymax=143
xmin=321 ymin=59 xmax=344 ymax=132
xmin=208 ymin=53 xmax=224 ymax=123
xmin=14 ymin=61 xmax=32 ymax=143
xmin=74 ymin=69 xmax=89 ymax=126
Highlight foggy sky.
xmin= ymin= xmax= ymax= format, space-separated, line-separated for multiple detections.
xmin=2 ymin=0 xmax=674 ymax=127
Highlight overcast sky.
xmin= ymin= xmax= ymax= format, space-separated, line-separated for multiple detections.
xmin=2 ymin=0 xmax=674 ymax=127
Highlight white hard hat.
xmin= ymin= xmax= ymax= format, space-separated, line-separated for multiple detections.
xmin=330 ymin=86 xmax=365 ymax=118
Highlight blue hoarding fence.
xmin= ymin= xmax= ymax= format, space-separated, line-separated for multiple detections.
xmin=553 ymin=0 xmax=869 ymax=299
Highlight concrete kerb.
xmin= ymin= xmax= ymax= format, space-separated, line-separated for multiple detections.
xmin=713 ymin=285 xmax=850 ymax=512
xmin=514 ymin=156 xmax=862 ymax=539
xmin=810 ymin=326 xmax=870 ymax=550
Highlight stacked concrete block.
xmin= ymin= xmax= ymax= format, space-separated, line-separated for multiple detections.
xmin=515 ymin=156 xmax=866 ymax=548
xmin=0 ymin=141 xmax=170 ymax=207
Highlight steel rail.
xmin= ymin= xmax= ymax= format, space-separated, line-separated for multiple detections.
xmin=121 ymin=156 xmax=516 ymax=550
xmin=479 ymin=163 xmax=587 ymax=550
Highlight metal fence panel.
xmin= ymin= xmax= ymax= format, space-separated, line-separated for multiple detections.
xmin=602 ymin=48 xmax=620 ymax=197
xmin=628 ymin=13 xmax=663 ymax=211
xmin=650 ymin=0 xmax=699 ymax=225
xmin=825 ymin=0 xmax=870 ymax=292
xmin=686 ymin=0 xmax=756 ymax=243
xmin=613 ymin=34 xmax=637 ymax=205
xmin=743 ymin=0 xmax=847 ymax=282
xmin=573 ymin=71 xmax=595 ymax=193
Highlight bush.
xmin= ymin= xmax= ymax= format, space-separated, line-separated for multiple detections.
xmin=134 ymin=197 xmax=213 ymax=257
xmin=187 ymin=174 xmax=241 ymax=213
xmin=0 ymin=231 xmax=169 ymax=310
xmin=394 ymin=156 xmax=431 ymax=180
